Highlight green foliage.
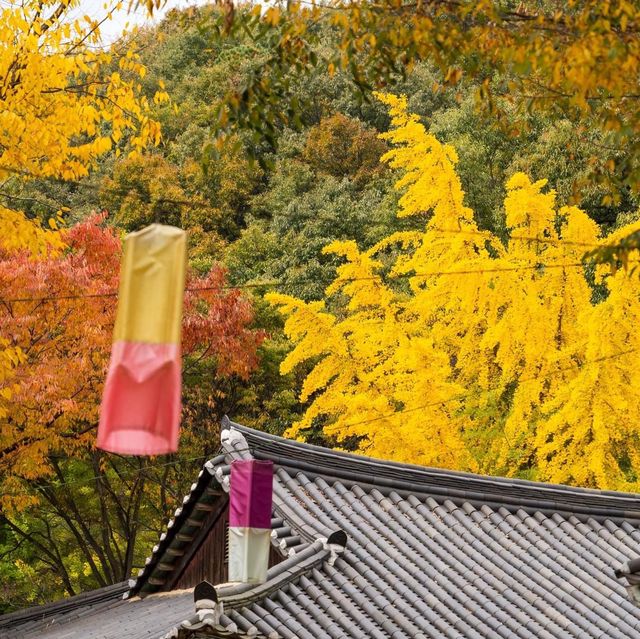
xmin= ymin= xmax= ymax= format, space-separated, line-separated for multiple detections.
xmin=1 ymin=453 xmax=206 ymax=608
xmin=302 ymin=114 xmax=386 ymax=183
xmin=215 ymin=1 xmax=640 ymax=204
xmin=102 ymin=154 xmax=194 ymax=230
xmin=227 ymin=163 xmax=405 ymax=301
xmin=4 ymin=3 xmax=640 ymax=611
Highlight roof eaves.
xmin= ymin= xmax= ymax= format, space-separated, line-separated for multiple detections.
xmin=224 ymin=417 xmax=640 ymax=520
xmin=0 ymin=582 xmax=128 ymax=633
xmin=129 ymin=454 xmax=229 ymax=598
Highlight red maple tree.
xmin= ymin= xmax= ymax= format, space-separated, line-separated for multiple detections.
xmin=0 ymin=215 xmax=264 ymax=593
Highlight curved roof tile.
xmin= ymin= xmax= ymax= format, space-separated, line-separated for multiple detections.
xmin=6 ymin=418 xmax=640 ymax=638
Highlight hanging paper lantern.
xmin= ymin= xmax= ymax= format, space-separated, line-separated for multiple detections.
xmin=228 ymin=460 xmax=274 ymax=584
xmin=97 ymin=224 xmax=186 ymax=455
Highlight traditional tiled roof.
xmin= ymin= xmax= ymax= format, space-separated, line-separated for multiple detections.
xmin=0 ymin=581 xmax=129 ymax=637
xmin=0 ymin=586 xmax=193 ymax=639
xmin=5 ymin=417 xmax=640 ymax=638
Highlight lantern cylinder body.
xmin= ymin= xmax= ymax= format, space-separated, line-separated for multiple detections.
xmin=97 ymin=224 xmax=186 ymax=455
xmin=228 ymin=528 xmax=271 ymax=584
xmin=228 ymin=460 xmax=274 ymax=584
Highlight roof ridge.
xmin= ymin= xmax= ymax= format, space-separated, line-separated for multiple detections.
xmin=224 ymin=418 xmax=640 ymax=520
xmin=217 ymin=539 xmax=328 ymax=609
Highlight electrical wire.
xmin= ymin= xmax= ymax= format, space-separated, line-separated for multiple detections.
xmin=321 ymin=347 xmax=638 ymax=434
xmin=1 ymin=234 xmax=636 ymax=493
xmin=1 ymin=453 xmax=212 ymax=496
xmin=1 ymin=256 xmax=633 ymax=306
xmin=2 ymin=346 xmax=635 ymax=497
xmin=3 ymin=174 xmax=629 ymax=255
xmin=428 ymin=226 xmax=632 ymax=250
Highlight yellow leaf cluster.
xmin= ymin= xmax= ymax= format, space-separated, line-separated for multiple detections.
xmin=269 ymin=94 xmax=640 ymax=491
xmin=0 ymin=1 xmax=163 ymax=250
xmin=0 ymin=206 xmax=64 ymax=257
xmin=0 ymin=339 xmax=23 ymax=419
xmin=0 ymin=3 xmax=158 ymax=184
xmin=0 ymin=0 xmax=163 ymax=411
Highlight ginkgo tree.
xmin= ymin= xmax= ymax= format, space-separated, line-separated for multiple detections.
xmin=269 ymin=93 xmax=640 ymax=491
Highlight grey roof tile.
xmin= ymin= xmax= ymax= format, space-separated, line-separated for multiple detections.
xmin=1 ymin=590 xmax=196 ymax=639
xmin=8 ymin=418 xmax=640 ymax=638
xmin=209 ymin=420 xmax=640 ymax=639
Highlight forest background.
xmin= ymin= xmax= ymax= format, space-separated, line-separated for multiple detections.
xmin=1 ymin=0 xmax=640 ymax=611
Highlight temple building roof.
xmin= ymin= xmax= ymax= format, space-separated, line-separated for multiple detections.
xmin=4 ymin=417 xmax=640 ymax=638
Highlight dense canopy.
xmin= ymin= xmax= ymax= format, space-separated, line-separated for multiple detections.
xmin=2 ymin=0 xmax=640 ymax=613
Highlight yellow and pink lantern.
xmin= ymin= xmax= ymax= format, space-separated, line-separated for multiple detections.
xmin=98 ymin=225 xmax=275 ymax=581
xmin=97 ymin=224 xmax=186 ymax=455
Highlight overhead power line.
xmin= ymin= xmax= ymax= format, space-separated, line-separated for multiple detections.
xmin=1 ymin=347 xmax=635 ymax=497
xmin=324 ymin=347 xmax=638 ymax=434
xmin=1 ymin=454 xmax=212 ymax=496
xmin=2 ymin=256 xmax=633 ymax=307
xmin=429 ymin=226 xmax=629 ymax=250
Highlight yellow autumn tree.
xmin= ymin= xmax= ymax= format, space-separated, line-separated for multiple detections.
xmin=0 ymin=1 xmax=165 ymax=244
xmin=268 ymin=93 xmax=640 ymax=490
xmin=536 ymin=220 xmax=640 ymax=491
xmin=0 ymin=0 xmax=166 ymax=414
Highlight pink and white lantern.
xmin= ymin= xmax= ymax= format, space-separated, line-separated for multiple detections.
xmin=228 ymin=460 xmax=274 ymax=584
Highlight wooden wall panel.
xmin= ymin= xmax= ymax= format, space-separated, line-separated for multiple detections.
xmin=269 ymin=544 xmax=285 ymax=569
xmin=174 ymin=504 xmax=286 ymax=589
xmin=175 ymin=505 xmax=229 ymax=589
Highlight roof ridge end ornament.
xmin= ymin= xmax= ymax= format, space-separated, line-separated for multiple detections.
xmin=221 ymin=426 xmax=250 ymax=458
xmin=194 ymin=580 xmax=221 ymax=616
xmin=215 ymin=466 xmax=231 ymax=493
xmin=615 ymin=556 xmax=640 ymax=605
xmin=318 ymin=529 xmax=348 ymax=567
xmin=163 ymin=581 xmax=243 ymax=639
